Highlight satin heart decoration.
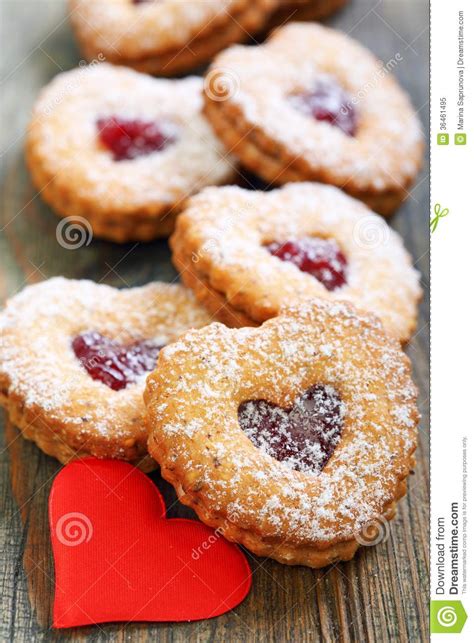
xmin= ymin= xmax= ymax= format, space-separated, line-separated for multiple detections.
xmin=49 ymin=459 xmax=251 ymax=628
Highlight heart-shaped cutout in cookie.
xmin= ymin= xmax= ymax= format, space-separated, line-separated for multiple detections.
xmin=50 ymin=459 xmax=251 ymax=628
xmin=238 ymin=384 xmax=344 ymax=474
xmin=266 ymin=237 xmax=348 ymax=291
xmin=72 ymin=331 xmax=163 ymax=391
xmin=97 ymin=116 xmax=177 ymax=161
xmin=289 ymin=78 xmax=357 ymax=136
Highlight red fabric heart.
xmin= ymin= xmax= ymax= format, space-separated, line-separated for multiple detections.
xmin=49 ymin=459 xmax=251 ymax=628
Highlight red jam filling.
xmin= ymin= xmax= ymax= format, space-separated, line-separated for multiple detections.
xmin=238 ymin=384 xmax=343 ymax=474
xmin=266 ymin=237 xmax=347 ymax=291
xmin=97 ymin=116 xmax=176 ymax=161
xmin=72 ymin=331 xmax=162 ymax=391
xmin=290 ymin=78 xmax=357 ymax=136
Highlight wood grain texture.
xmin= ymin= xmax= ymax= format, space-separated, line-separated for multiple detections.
xmin=0 ymin=1 xmax=429 ymax=641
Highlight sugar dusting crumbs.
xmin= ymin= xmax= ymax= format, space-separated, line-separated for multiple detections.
xmin=0 ymin=277 xmax=212 ymax=438
xmin=391 ymin=406 xmax=415 ymax=427
xmin=182 ymin=418 xmax=205 ymax=438
xmin=156 ymin=421 xmax=177 ymax=436
xmin=320 ymin=343 xmax=333 ymax=357
xmin=149 ymin=298 xmax=419 ymax=543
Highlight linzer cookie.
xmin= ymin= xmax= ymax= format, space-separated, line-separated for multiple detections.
xmin=26 ymin=64 xmax=236 ymax=242
xmin=0 ymin=278 xmax=212 ymax=470
xmin=68 ymin=0 xmax=277 ymax=76
xmin=145 ymin=300 xmax=419 ymax=567
xmin=171 ymin=183 xmax=421 ymax=342
xmin=203 ymin=23 xmax=424 ymax=215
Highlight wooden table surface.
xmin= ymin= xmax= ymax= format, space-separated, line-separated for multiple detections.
xmin=0 ymin=1 xmax=429 ymax=641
